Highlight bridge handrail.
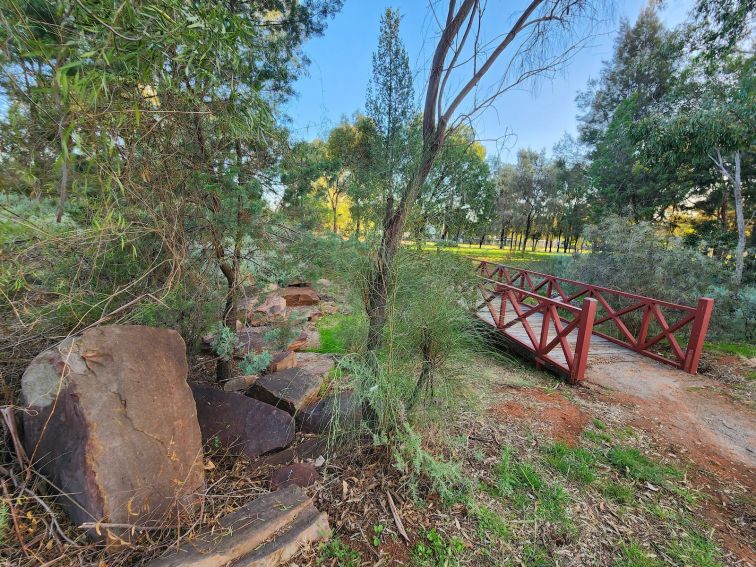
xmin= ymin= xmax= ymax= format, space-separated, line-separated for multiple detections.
xmin=478 ymin=276 xmax=583 ymax=315
xmin=474 ymin=259 xmax=696 ymax=312
xmin=473 ymin=259 xmax=714 ymax=374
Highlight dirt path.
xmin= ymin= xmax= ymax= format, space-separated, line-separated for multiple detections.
xmin=585 ymin=355 xmax=756 ymax=485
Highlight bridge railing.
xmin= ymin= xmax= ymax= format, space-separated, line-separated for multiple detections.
xmin=477 ymin=273 xmax=597 ymax=383
xmin=475 ymin=261 xmax=714 ymax=375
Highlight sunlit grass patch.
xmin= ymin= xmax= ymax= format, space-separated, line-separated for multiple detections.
xmin=704 ymin=342 xmax=756 ymax=358
xmin=311 ymin=312 xmax=364 ymax=354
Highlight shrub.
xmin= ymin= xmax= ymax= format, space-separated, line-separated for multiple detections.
xmin=569 ymin=215 xmax=754 ymax=343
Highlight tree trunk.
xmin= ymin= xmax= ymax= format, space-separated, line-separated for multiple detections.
xmin=522 ymin=211 xmax=533 ymax=252
xmin=711 ymin=150 xmax=746 ymax=286
xmin=366 ymin=146 xmax=440 ymax=351
xmin=498 ymin=224 xmax=506 ymax=248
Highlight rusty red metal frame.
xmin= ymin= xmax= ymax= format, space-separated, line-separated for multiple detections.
xmin=475 ymin=261 xmax=714 ymax=377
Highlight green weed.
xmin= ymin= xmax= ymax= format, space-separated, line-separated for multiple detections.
xmin=493 ymin=447 xmax=572 ymax=531
xmin=411 ymin=528 xmax=465 ymax=567
xmin=705 ymin=342 xmax=756 ymax=358
xmin=520 ymin=544 xmax=555 ymax=566
xmin=543 ymin=441 xmax=597 ymax=483
xmin=239 ymin=350 xmax=273 ymax=375
xmin=665 ymin=532 xmax=723 ymax=567
xmin=313 ymin=313 xmax=363 ymax=354
xmin=473 ymin=505 xmax=510 ymax=541
xmin=614 ymin=541 xmax=663 ymax=567
xmin=372 ymin=523 xmax=384 ymax=546
xmin=597 ymin=480 xmax=636 ymax=505
xmin=317 ymin=538 xmax=362 ymax=566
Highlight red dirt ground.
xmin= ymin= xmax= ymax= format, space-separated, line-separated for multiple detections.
xmin=488 ymin=387 xmax=590 ymax=446
xmin=488 ymin=378 xmax=756 ymax=563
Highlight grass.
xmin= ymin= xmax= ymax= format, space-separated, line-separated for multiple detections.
xmin=606 ymin=447 xmax=681 ymax=484
xmin=410 ymin=528 xmax=465 ymax=567
xmin=421 ymin=242 xmax=564 ymax=266
xmin=704 ymin=342 xmax=756 ymax=358
xmin=542 ymin=441 xmax=597 ymax=483
xmin=310 ymin=312 xmax=362 ymax=354
xmin=614 ymin=541 xmax=664 ymax=567
xmin=473 ymin=505 xmax=511 ymax=541
xmin=492 ymin=447 xmax=572 ymax=531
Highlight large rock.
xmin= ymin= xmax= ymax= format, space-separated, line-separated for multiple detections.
xmin=146 ymin=485 xmax=330 ymax=567
xmin=247 ymin=367 xmax=325 ymax=415
xmin=297 ymin=391 xmax=362 ymax=434
xmin=20 ymin=325 xmax=204 ymax=543
xmin=279 ymin=286 xmax=320 ymax=307
xmin=296 ymin=352 xmax=335 ymax=376
xmin=191 ymin=384 xmax=294 ymax=459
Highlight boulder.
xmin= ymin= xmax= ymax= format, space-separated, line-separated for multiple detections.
xmin=268 ymin=350 xmax=296 ymax=373
xmin=191 ymin=384 xmax=294 ymax=459
xmin=20 ymin=325 xmax=204 ymax=543
xmin=247 ymin=367 xmax=325 ymax=415
xmin=279 ymin=286 xmax=320 ymax=307
xmin=270 ymin=462 xmax=320 ymax=491
xmin=297 ymin=391 xmax=362 ymax=434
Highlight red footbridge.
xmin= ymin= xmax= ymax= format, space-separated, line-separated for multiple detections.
xmin=474 ymin=261 xmax=714 ymax=383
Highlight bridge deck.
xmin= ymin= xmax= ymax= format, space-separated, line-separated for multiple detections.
xmin=476 ymin=296 xmax=640 ymax=370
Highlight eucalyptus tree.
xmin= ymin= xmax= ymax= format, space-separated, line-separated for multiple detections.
xmin=0 ymin=0 xmax=342 ymax=380
xmin=365 ymin=0 xmax=601 ymax=351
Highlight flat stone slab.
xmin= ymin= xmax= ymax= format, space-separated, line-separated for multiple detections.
xmin=296 ymin=352 xmax=334 ymax=376
xmin=146 ymin=485 xmax=329 ymax=567
xmin=247 ymin=368 xmax=325 ymax=415
xmin=191 ymin=384 xmax=294 ymax=458
xmin=232 ymin=506 xmax=329 ymax=566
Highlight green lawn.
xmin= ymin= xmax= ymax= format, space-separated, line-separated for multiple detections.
xmin=420 ymin=242 xmax=565 ymax=266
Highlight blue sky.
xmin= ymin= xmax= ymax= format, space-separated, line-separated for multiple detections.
xmin=285 ymin=0 xmax=693 ymax=162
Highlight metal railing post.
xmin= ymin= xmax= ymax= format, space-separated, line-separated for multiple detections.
xmin=683 ymin=297 xmax=715 ymax=374
xmin=572 ymin=297 xmax=597 ymax=383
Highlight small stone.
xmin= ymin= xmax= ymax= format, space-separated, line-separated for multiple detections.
xmin=270 ymin=462 xmax=320 ymax=491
